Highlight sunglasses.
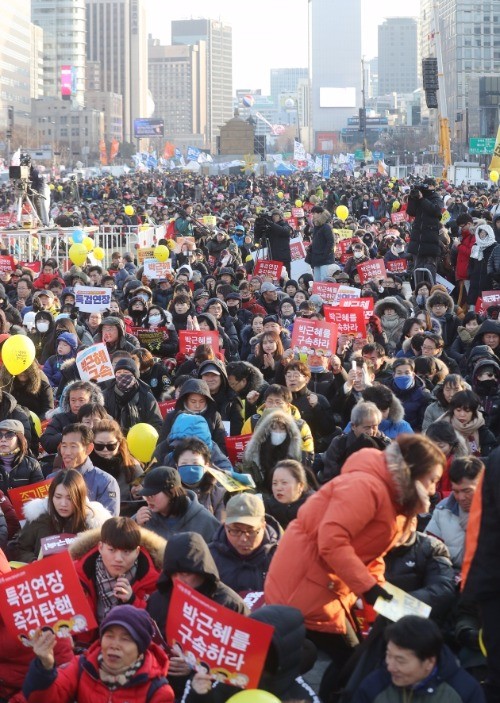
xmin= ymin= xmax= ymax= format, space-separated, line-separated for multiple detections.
xmin=0 ymin=431 xmax=16 ymax=440
xmin=94 ymin=441 xmax=119 ymax=451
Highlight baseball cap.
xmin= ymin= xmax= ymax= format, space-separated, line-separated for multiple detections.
xmin=260 ymin=282 xmax=277 ymax=293
xmin=200 ymin=363 xmax=221 ymax=376
xmin=0 ymin=419 xmax=24 ymax=435
xmin=136 ymin=467 xmax=181 ymax=497
xmin=225 ymin=493 xmax=265 ymax=527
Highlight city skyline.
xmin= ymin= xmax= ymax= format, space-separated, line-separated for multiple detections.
xmin=146 ymin=0 xmax=421 ymax=94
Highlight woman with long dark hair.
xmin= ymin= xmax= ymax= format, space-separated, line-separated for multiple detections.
xmin=90 ymin=419 xmax=143 ymax=502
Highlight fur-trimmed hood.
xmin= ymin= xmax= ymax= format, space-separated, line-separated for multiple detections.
xmin=0 ymin=361 xmax=44 ymax=394
xmin=313 ymin=209 xmax=331 ymax=227
xmin=60 ymin=378 xmax=105 ymax=413
xmin=23 ymin=496 xmax=111 ymax=528
xmin=426 ymin=290 xmax=455 ymax=315
xmin=68 ymin=525 xmax=166 ymax=570
xmin=243 ymin=409 xmax=303 ymax=466
xmin=374 ymin=295 xmax=410 ymax=320
xmin=387 ymin=394 xmax=405 ymax=423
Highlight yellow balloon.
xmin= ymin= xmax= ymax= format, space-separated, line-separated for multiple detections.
xmin=335 ymin=205 xmax=349 ymax=221
xmin=93 ymin=246 xmax=105 ymax=261
xmin=490 ymin=170 xmax=499 ymax=183
xmin=392 ymin=200 xmax=401 ymax=211
xmin=127 ymin=423 xmax=158 ymax=463
xmin=49 ymin=183 xmax=55 ymax=191
xmin=154 ymin=245 xmax=169 ymax=262
xmin=295 ymin=199 xmax=303 ymax=207
xmin=277 ymin=191 xmax=284 ymax=199
xmin=227 ymin=691 xmax=280 ymax=703
xmin=83 ymin=237 xmax=94 ymax=252
xmin=29 ymin=411 xmax=42 ymax=437
xmin=1 ymin=335 xmax=36 ymax=376
xmin=124 ymin=205 xmax=135 ymax=216
xmin=69 ymin=243 xmax=88 ymax=266
xmin=57 ymin=185 xmax=63 ymax=192
xmin=388 ymin=183 xmax=394 ymax=189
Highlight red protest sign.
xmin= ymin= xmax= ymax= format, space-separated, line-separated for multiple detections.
xmin=179 ymin=330 xmax=220 ymax=356
xmin=482 ymin=291 xmax=500 ymax=310
xmin=0 ymin=255 xmax=15 ymax=273
xmin=311 ymin=281 xmax=340 ymax=304
xmin=40 ymin=534 xmax=77 ymax=558
xmin=289 ymin=238 xmax=306 ymax=261
xmin=386 ymin=259 xmax=408 ymax=273
xmin=225 ymin=434 xmax=252 ymax=466
xmin=8 ymin=479 xmax=52 ymax=520
xmin=391 ymin=212 xmax=407 ymax=224
xmin=292 ymin=207 xmax=304 ymax=218
xmin=0 ymin=552 xmax=97 ymax=638
xmin=167 ymin=580 xmax=274 ymax=688
xmin=339 ymin=297 xmax=374 ymax=322
xmin=19 ymin=261 xmax=42 ymax=274
xmin=253 ymin=260 xmax=283 ymax=279
xmin=336 ymin=239 xmax=354 ymax=264
xmin=357 ymin=258 xmax=387 ymax=284
xmin=291 ymin=319 xmax=338 ymax=354
xmin=159 ymin=399 xmax=176 ymax=418
xmin=323 ymin=306 xmax=366 ymax=339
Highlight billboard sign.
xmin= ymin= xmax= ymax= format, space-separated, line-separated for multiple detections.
xmin=61 ymin=66 xmax=72 ymax=101
xmin=133 ymin=118 xmax=165 ymax=138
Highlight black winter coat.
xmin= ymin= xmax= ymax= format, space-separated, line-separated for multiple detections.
xmin=0 ymin=454 xmax=44 ymax=495
xmin=407 ymin=191 xmax=444 ymax=258
xmin=102 ymin=380 xmax=163 ymax=434
xmin=0 ymin=392 xmax=36 ymax=455
xmin=309 ymin=219 xmax=335 ymax=266
xmin=40 ymin=410 xmax=76 ymax=454
xmin=3 ymin=373 xmax=54 ymax=419
xmin=467 ymin=243 xmax=496 ymax=305
xmin=267 ymin=219 xmax=292 ymax=262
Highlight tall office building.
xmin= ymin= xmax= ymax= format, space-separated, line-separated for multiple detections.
xmin=0 ymin=0 xmax=32 ymax=136
xmin=420 ymin=0 xmax=500 ymax=143
xmin=309 ymin=0 xmax=362 ymax=146
xmin=32 ymin=0 xmax=86 ymax=106
xmin=378 ymin=18 xmax=418 ymax=95
xmin=270 ymin=68 xmax=309 ymax=105
xmin=172 ymin=19 xmax=232 ymax=152
xmin=86 ymin=0 xmax=149 ymax=143
xmin=148 ymin=38 xmax=207 ymax=147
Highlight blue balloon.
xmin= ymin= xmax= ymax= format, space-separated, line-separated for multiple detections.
xmin=72 ymin=230 xmax=83 ymax=243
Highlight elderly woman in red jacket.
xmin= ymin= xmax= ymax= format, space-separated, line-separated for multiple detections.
xmin=264 ymin=435 xmax=445 ymax=677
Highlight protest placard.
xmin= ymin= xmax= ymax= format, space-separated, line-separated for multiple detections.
xmin=19 ymin=261 xmax=42 ymax=274
xmin=482 ymin=290 xmax=500 ymax=309
xmin=224 ymin=435 xmax=252 ymax=467
xmin=203 ymin=215 xmax=217 ymax=228
xmin=130 ymin=327 xmax=170 ymax=354
xmin=435 ymin=274 xmax=455 ymax=294
xmin=336 ymin=239 xmax=354 ymax=263
xmin=175 ymin=236 xmax=196 ymax=253
xmin=390 ymin=212 xmax=408 ymax=224
xmin=74 ymin=286 xmax=111 ymax=312
xmin=8 ymin=479 xmax=53 ymax=521
xmin=374 ymin=582 xmax=431 ymax=622
xmin=356 ymin=259 xmax=387 ymax=284
xmin=291 ymin=319 xmax=338 ymax=354
xmin=291 ymin=207 xmax=304 ymax=218
xmin=310 ymin=282 xmax=339 ymax=305
xmin=386 ymin=259 xmax=408 ymax=273
xmin=40 ymin=534 xmax=77 ymax=558
xmin=0 ymin=552 xmax=97 ymax=639
xmin=179 ymin=330 xmax=220 ymax=357
xmin=336 ymin=285 xmax=361 ymax=302
xmin=158 ymin=399 xmax=176 ymax=419
xmin=323 ymin=306 xmax=366 ymax=338
xmin=205 ymin=466 xmax=255 ymax=491
xmin=76 ymin=343 xmax=114 ymax=384
xmin=137 ymin=247 xmax=156 ymax=264
xmin=339 ymin=296 xmax=374 ymax=322
xmin=253 ymin=260 xmax=283 ymax=279
xmin=166 ymin=580 xmax=274 ymax=688
xmin=289 ymin=237 xmax=306 ymax=262
xmin=333 ymin=228 xmax=354 ymax=240
xmin=0 ymin=255 xmax=15 ymax=273
xmin=143 ymin=258 xmax=172 ymax=279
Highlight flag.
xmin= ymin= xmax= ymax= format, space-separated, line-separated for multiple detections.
xmin=377 ymin=159 xmax=388 ymax=176
xmin=314 ymin=155 xmax=322 ymax=173
xmin=99 ymin=140 xmax=108 ymax=166
xmin=294 ymin=139 xmax=306 ymax=161
xmin=109 ymin=139 xmax=119 ymax=162
xmin=489 ymin=125 xmax=500 ymax=172
xmin=146 ymin=152 xmax=158 ymax=169
xmin=322 ymin=154 xmax=331 ymax=178
xmin=175 ymin=148 xmax=182 ymax=159
xmin=163 ymin=142 xmax=175 ymax=159
xmin=10 ymin=149 xmax=20 ymax=166
xmin=187 ymin=146 xmax=201 ymax=161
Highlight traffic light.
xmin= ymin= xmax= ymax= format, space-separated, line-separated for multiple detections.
xmin=359 ymin=108 xmax=367 ymax=132
xmin=422 ymin=57 xmax=439 ymax=109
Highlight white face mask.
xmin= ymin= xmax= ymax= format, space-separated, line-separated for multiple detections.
xmin=270 ymin=430 xmax=287 ymax=446
xmin=149 ymin=315 xmax=161 ymax=325
xmin=354 ymin=251 xmax=363 ymax=259
xmin=36 ymin=321 xmax=50 ymax=332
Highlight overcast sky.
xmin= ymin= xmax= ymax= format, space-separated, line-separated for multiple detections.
xmin=146 ymin=0 xmax=421 ymax=93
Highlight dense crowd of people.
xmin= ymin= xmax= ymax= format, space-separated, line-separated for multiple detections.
xmin=0 ymin=168 xmax=499 ymax=702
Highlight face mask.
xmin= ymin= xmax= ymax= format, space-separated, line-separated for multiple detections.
xmin=115 ymin=373 xmax=137 ymax=391
xmin=36 ymin=321 xmax=50 ymax=333
xmin=416 ymin=295 xmax=426 ymax=306
xmin=309 ymin=365 xmax=325 ymax=374
xmin=149 ymin=315 xmax=161 ymax=325
xmin=476 ymin=379 xmax=496 ymax=394
xmin=227 ymin=306 xmax=238 ymax=317
xmin=394 ymin=375 xmax=414 ymax=390
xmin=178 ymin=464 xmax=205 ymax=485
xmin=354 ymin=251 xmax=363 ymax=259
xmin=270 ymin=430 xmax=287 ymax=446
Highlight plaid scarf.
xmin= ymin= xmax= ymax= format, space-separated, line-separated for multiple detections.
xmin=98 ymin=652 xmax=144 ymax=689
xmin=95 ymin=554 xmax=138 ymax=621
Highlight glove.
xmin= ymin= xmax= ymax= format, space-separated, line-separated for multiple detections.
xmin=363 ymin=584 xmax=394 ymax=606
xmin=230 ymin=471 xmax=253 ymax=487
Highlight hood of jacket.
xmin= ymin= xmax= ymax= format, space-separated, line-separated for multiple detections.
xmin=0 ymin=361 xmax=43 ymax=394
xmin=0 ymin=390 xmax=20 ymax=416
xmin=156 ymin=531 xmax=220 ymax=592
xmin=426 ymin=290 xmax=455 ymax=315
xmin=97 ymin=315 xmax=125 ymax=342
xmin=198 ymin=357 xmax=230 ymax=395
xmin=174 ymin=378 xmax=217 ymax=413
xmin=250 ymin=605 xmax=305 ymax=697
xmin=472 ymin=357 xmax=500 ymax=384
xmin=168 ymin=412 xmax=213 ymax=449
xmin=313 ymin=210 xmax=331 ymax=227
xmin=204 ymin=297 xmax=230 ymax=315
xmin=476 ymin=318 xmax=500 ymax=338
xmin=386 ymin=393 xmax=405 ymax=423
xmin=68 ymin=525 xmax=166 ymax=569
xmin=23 ymin=496 xmax=112 ymax=528
xmin=196 ymin=312 xmax=218 ymax=330
xmin=61 ymin=378 xmax=105 ymax=413
xmin=374 ymin=295 xmax=410 ymax=320
xmin=244 ymin=409 xmax=303 ymax=466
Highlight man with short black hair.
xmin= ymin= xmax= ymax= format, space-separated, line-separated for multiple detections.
xmin=353 ymin=615 xmax=485 ymax=702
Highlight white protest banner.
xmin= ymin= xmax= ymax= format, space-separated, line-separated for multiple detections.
xmin=374 ymin=582 xmax=431 ymax=622
xmin=76 ymin=343 xmax=114 ymax=383
xmin=143 ymin=258 xmax=172 ymax=279
xmin=74 ymin=286 xmax=111 ymax=313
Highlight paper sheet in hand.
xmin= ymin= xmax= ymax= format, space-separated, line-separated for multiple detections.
xmin=374 ymin=582 xmax=431 ymax=622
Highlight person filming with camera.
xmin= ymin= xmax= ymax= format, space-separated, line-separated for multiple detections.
xmin=406 ymin=177 xmax=444 ymax=284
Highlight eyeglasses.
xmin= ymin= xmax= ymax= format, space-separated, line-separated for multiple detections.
xmin=0 ymin=431 xmax=16 ymax=440
xmin=225 ymin=526 xmax=262 ymax=539
xmin=94 ymin=441 xmax=119 ymax=451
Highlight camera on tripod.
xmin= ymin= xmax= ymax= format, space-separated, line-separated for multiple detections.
xmin=9 ymin=153 xmax=31 ymax=181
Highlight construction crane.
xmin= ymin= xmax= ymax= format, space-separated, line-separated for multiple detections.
xmin=431 ymin=1 xmax=452 ymax=178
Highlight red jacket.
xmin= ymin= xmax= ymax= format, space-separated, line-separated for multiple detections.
xmin=24 ymin=640 xmax=173 ymax=703
xmin=265 ymin=446 xmax=412 ymax=634
xmin=455 ymin=228 xmax=475 ymax=281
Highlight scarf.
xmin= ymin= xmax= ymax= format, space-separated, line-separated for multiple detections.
xmin=114 ymin=378 xmax=140 ymax=430
xmin=98 ymin=652 xmax=144 ymax=689
xmin=95 ymin=554 xmax=138 ymax=621
xmin=470 ymin=224 xmax=496 ymax=260
xmin=450 ymin=414 xmax=485 ymax=456
xmin=0 ymin=448 xmax=20 ymax=474
xmin=382 ymin=315 xmax=402 ymax=330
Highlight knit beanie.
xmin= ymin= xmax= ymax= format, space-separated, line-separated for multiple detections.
xmin=100 ymin=605 xmax=154 ymax=654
